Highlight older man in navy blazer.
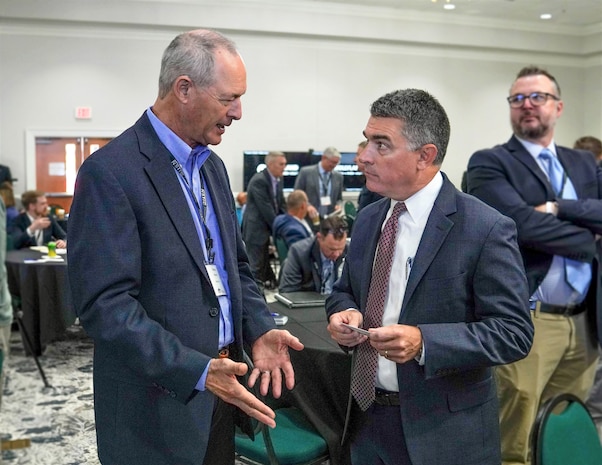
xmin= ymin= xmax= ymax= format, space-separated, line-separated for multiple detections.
xmin=468 ymin=66 xmax=602 ymax=465
xmin=326 ymin=89 xmax=533 ymax=465
xmin=68 ymin=30 xmax=303 ymax=465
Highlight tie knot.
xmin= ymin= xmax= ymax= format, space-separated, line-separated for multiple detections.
xmin=393 ymin=201 xmax=406 ymax=217
xmin=539 ymin=148 xmax=554 ymax=161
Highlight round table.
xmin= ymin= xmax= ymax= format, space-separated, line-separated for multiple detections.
xmin=6 ymin=248 xmax=74 ymax=356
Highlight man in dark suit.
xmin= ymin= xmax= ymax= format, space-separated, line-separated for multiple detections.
xmin=11 ymin=190 xmax=66 ymax=249
xmin=68 ymin=29 xmax=303 ymax=465
xmin=467 ymin=66 xmax=602 ymax=465
xmin=242 ymin=151 xmax=286 ymax=289
xmin=294 ymin=146 xmax=344 ymax=221
xmin=279 ymin=215 xmax=347 ymax=294
xmin=326 ymin=88 xmax=533 ymax=465
xmin=272 ymin=189 xmax=313 ymax=249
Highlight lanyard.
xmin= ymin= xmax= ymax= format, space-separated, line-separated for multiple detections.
xmin=170 ymin=155 xmax=215 ymax=264
xmin=321 ymin=172 xmax=331 ymax=196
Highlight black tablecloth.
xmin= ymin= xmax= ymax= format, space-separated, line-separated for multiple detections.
xmin=268 ymin=300 xmax=351 ymax=465
xmin=6 ymin=249 xmax=75 ymax=355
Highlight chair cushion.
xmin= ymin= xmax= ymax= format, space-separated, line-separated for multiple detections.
xmin=235 ymin=407 xmax=328 ymax=465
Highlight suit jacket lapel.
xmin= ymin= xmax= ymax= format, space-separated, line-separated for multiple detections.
xmin=136 ymin=119 xmax=208 ymax=279
xmin=506 ymin=136 xmax=553 ymax=194
xmin=402 ymin=176 xmax=455 ymax=310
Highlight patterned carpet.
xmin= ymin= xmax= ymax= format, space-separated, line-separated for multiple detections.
xmin=0 ymin=325 xmax=98 ymax=464
xmin=0 ymin=307 xmax=283 ymax=465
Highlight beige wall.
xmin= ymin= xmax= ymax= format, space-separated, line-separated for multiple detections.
xmin=0 ymin=0 xmax=600 ymax=194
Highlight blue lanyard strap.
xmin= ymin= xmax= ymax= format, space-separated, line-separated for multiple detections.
xmin=170 ymin=155 xmax=215 ymax=264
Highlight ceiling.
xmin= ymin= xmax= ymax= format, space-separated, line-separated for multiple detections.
xmin=303 ymin=0 xmax=602 ymax=27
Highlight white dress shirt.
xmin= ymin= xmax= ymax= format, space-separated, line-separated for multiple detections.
xmin=376 ymin=172 xmax=443 ymax=392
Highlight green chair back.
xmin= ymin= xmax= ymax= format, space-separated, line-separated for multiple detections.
xmin=235 ymin=351 xmax=329 ymax=465
xmin=235 ymin=407 xmax=328 ymax=465
xmin=275 ymin=237 xmax=288 ymax=265
xmin=531 ymin=393 xmax=602 ymax=465
xmin=344 ymin=201 xmax=357 ymax=219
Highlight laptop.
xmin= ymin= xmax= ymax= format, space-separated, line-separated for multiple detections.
xmin=274 ymin=291 xmax=327 ymax=308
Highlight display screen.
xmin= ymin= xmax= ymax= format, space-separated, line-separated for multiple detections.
xmin=243 ymin=150 xmax=362 ymax=192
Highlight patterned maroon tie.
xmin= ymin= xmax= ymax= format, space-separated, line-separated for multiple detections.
xmin=350 ymin=201 xmax=406 ymax=411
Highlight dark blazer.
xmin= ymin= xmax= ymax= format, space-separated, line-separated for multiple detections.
xmin=357 ymin=184 xmax=383 ymax=212
xmin=68 ymin=113 xmax=275 ymax=465
xmin=326 ymin=174 xmax=533 ymax=465
xmin=272 ymin=213 xmax=312 ymax=249
xmin=11 ymin=212 xmax=66 ymax=249
xmin=468 ymin=135 xmax=602 ymax=343
xmin=294 ymin=164 xmax=343 ymax=215
xmin=279 ymin=236 xmax=346 ymax=294
xmin=242 ymin=168 xmax=285 ymax=246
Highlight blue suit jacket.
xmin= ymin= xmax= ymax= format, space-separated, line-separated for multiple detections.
xmin=326 ymin=174 xmax=533 ymax=465
xmin=468 ymin=135 xmax=602 ymax=343
xmin=272 ymin=213 xmax=312 ymax=249
xmin=68 ymin=113 xmax=275 ymax=465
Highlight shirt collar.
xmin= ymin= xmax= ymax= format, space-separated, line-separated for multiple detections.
xmin=390 ymin=171 xmax=443 ymax=223
xmin=146 ymin=107 xmax=211 ymax=170
xmin=516 ymin=136 xmax=557 ymax=160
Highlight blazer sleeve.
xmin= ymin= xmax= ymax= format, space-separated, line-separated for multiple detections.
xmin=468 ymin=147 xmax=597 ymax=262
xmin=278 ymin=245 xmax=305 ymax=293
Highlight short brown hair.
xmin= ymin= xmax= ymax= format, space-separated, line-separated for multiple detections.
xmin=319 ymin=215 xmax=348 ymax=240
xmin=514 ymin=66 xmax=561 ymax=96
xmin=21 ymin=190 xmax=45 ymax=210
xmin=574 ymin=136 xmax=602 ymax=159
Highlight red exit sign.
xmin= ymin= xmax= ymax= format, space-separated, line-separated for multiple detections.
xmin=75 ymin=106 xmax=92 ymax=119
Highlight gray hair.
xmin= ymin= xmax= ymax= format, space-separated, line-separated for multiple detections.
xmin=158 ymin=29 xmax=238 ymax=98
xmin=370 ymin=89 xmax=450 ymax=165
xmin=322 ymin=146 xmax=341 ymax=160
xmin=265 ymin=151 xmax=286 ymax=165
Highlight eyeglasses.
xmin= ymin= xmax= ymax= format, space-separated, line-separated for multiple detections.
xmin=507 ymin=92 xmax=560 ymax=108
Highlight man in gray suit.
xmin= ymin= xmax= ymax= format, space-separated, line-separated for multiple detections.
xmin=68 ymin=29 xmax=303 ymax=465
xmin=279 ymin=215 xmax=348 ymax=294
xmin=294 ymin=146 xmax=344 ymax=221
xmin=326 ymin=89 xmax=533 ymax=465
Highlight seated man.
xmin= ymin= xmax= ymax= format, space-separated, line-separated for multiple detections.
xmin=273 ymin=189 xmax=313 ymax=249
xmin=11 ymin=190 xmax=66 ymax=249
xmin=279 ymin=216 xmax=348 ymax=294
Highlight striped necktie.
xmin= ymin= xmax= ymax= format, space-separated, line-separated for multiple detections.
xmin=350 ymin=201 xmax=406 ymax=410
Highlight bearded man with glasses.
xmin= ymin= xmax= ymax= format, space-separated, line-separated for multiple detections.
xmin=467 ymin=66 xmax=602 ymax=465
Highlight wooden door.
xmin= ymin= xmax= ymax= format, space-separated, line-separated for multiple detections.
xmin=35 ymin=136 xmax=111 ymax=212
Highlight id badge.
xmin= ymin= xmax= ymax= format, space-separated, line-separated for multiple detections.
xmin=320 ymin=195 xmax=332 ymax=207
xmin=206 ymin=264 xmax=227 ymax=296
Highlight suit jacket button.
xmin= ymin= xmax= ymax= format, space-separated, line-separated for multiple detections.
xmin=209 ymin=307 xmax=219 ymax=317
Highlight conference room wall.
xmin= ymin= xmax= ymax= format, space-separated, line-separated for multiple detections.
xmin=0 ymin=16 xmax=599 ymax=196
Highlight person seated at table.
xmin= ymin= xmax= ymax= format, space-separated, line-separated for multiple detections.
xmin=279 ymin=216 xmax=348 ymax=295
xmin=273 ymin=189 xmax=313 ymax=249
xmin=11 ymin=190 xmax=66 ymax=250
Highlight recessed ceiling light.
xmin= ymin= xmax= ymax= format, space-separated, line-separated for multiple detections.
xmin=444 ymin=4 xmax=456 ymax=10
xmin=540 ymin=13 xmax=552 ymax=20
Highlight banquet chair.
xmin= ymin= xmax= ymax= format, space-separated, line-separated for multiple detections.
xmin=530 ymin=393 xmax=602 ymax=465
xmin=235 ymin=352 xmax=329 ymax=465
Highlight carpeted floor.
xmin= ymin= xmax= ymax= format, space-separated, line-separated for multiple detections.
xmin=0 ymin=325 xmax=98 ymax=464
